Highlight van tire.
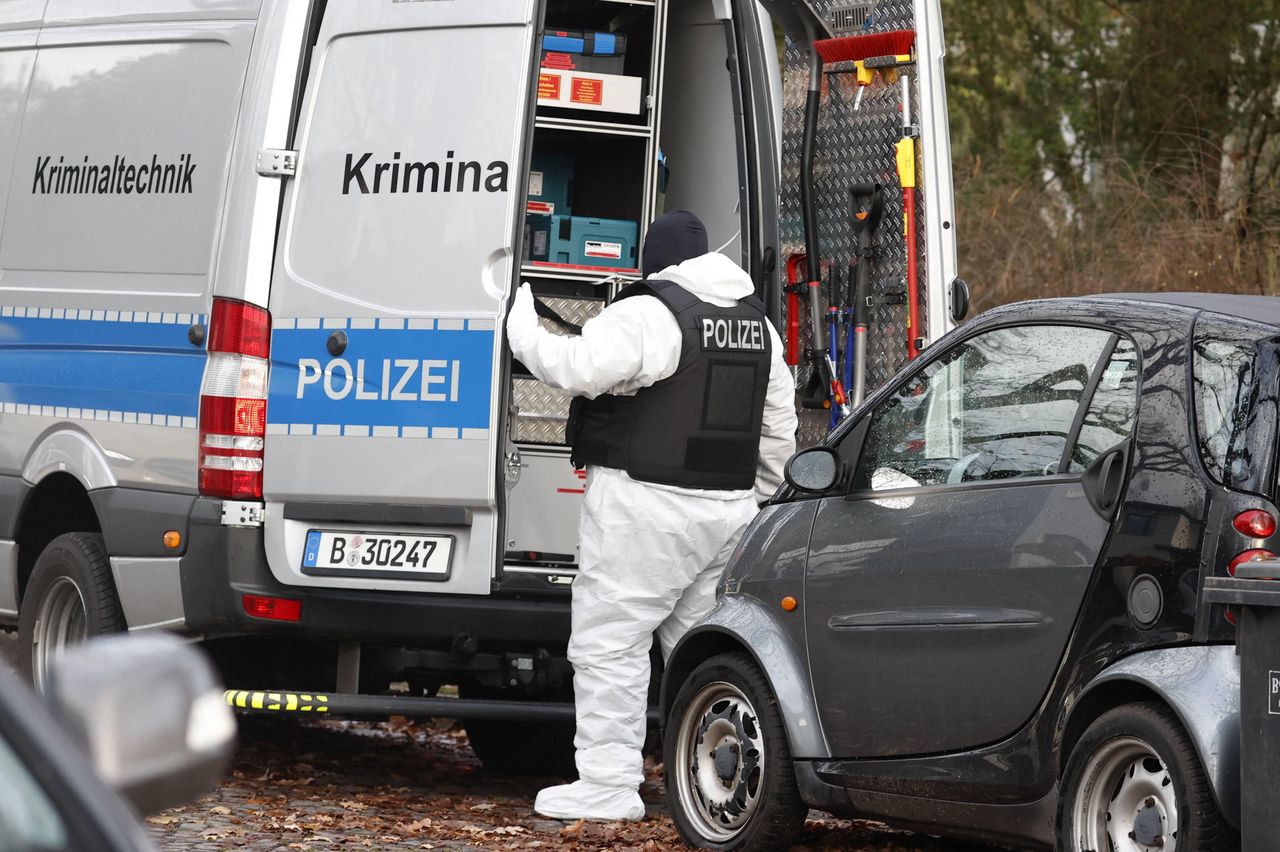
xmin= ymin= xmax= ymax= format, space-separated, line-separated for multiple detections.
xmin=1057 ymin=701 xmax=1238 ymax=852
xmin=18 ymin=532 xmax=124 ymax=691
xmin=458 ymin=684 xmax=576 ymax=778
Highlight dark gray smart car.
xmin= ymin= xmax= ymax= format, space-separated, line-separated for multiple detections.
xmin=661 ymin=293 xmax=1276 ymax=852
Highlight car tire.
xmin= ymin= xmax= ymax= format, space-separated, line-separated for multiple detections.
xmin=665 ymin=652 xmax=806 ymax=852
xmin=1057 ymin=702 xmax=1238 ymax=852
xmin=18 ymin=532 xmax=124 ymax=691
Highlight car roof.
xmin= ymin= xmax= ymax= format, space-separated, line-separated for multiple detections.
xmin=1092 ymin=292 xmax=1280 ymax=329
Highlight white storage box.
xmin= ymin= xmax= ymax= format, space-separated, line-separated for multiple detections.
xmin=537 ymin=68 xmax=643 ymax=115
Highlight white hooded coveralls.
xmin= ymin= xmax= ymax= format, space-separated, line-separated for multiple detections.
xmin=506 ymin=251 xmax=797 ymax=817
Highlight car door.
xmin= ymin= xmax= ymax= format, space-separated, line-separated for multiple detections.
xmin=260 ymin=1 xmax=539 ymax=595
xmin=805 ymin=323 xmax=1140 ymax=757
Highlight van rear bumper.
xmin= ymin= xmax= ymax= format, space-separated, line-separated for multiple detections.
xmin=179 ymin=498 xmax=571 ymax=647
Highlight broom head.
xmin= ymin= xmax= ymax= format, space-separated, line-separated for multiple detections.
xmin=814 ymin=28 xmax=915 ymax=65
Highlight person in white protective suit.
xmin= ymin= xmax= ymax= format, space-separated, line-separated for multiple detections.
xmin=505 ymin=210 xmax=797 ymax=822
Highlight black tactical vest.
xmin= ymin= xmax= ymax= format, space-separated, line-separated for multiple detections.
xmin=567 ymin=280 xmax=772 ymax=490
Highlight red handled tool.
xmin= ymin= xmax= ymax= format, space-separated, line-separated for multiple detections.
xmin=896 ymin=73 xmax=921 ymax=360
xmin=784 ymin=253 xmax=806 ymax=367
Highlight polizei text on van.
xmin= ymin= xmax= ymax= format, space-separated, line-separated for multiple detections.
xmin=342 ymin=150 xmax=509 ymax=195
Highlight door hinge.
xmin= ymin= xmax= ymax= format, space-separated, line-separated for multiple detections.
xmin=221 ymin=501 xmax=266 ymax=528
xmin=256 ymin=148 xmax=298 ymax=177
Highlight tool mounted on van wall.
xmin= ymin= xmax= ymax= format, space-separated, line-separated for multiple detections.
xmin=814 ymin=20 xmax=916 ymax=119
xmin=798 ymin=16 xmax=850 ymax=420
xmin=848 ymin=183 xmax=886 ymax=407
xmin=897 ymin=71 xmax=923 ymax=359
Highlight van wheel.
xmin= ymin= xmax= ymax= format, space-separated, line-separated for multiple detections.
xmin=459 ymin=685 xmax=576 ymax=778
xmin=18 ymin=533 xmax=124 ymax=691
xmin=1058 ymin=702 xmax=1238 ymax=852
xmin=665 ymin=653 xmax=805 ymax=852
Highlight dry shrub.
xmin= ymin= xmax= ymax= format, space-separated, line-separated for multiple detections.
xmin=956 ymin=157 xmax=1280 ymax=313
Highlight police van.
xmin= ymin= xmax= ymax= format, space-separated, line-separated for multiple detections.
xmin=0 ymin=0 xmax=958 ymax=771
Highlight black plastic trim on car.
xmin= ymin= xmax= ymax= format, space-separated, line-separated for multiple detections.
xmin=282 ymin=503 xmax=472 ymax=527
xmin=0 ymin=474 xmax=28 ymax=540
xmin=90 ymin=487 xmax=197 ymax=557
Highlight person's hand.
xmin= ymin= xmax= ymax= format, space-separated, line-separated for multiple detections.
xmin=506 ymin=283 xmax=541 ymax=350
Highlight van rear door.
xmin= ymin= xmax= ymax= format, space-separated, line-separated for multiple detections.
xmin=261 ymin=1 xmax=538 ymax=595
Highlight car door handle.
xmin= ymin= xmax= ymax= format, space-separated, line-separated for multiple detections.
xmin=1083 ymin=441 xmax=1129 ymax=519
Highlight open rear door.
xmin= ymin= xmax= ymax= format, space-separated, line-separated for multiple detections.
xmin=261 ymin=1 xmax=538 ymax=595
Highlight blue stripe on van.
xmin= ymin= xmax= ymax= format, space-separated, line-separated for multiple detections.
xmin=0 ymin=314 xmax=205 ymax=418
xmin=267 ymin=323 xmax=493 ymax=433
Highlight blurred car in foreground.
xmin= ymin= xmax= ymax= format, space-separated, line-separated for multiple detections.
xmin=661 ymin=293 xmax=1274 ymax=851
xmin=0 ymin=634 xmax=235 ymax=852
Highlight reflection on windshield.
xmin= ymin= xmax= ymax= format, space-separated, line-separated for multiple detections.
xmin=856 ymin=326 xmax=1116 ymax=489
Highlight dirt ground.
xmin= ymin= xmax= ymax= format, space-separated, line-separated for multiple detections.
xmin=2 ymin=630 xmax=1009 ymax=850
xmin=146 ymin=714 xmax=1010 ymax=852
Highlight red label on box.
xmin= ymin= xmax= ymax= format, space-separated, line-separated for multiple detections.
xmin=541 ymin=51 xmax=577 ymax=70
xmin=526 ymin=201 xmax=555 ymax=215
xmin=538 ymin=73 xmax=561 ymax=100
xmin=570 ymin=77 xmax=603 ymax=105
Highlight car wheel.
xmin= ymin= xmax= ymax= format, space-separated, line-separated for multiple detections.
xmin=18 ymin=532 xmax=124 ymax=691
xmin=665 ymin=652 xmax=806 ymax=851
xmin=1058 ymin=702 xmax=1238 ymax=852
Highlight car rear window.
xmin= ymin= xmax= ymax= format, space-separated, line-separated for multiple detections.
xmin=1192 ymin=317 xmax=1275 ymax=489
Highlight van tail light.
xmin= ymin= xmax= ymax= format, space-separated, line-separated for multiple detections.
xmin=199 ymin=298 xmax=271 ymax=499
xmin=242 ymin=594 xmax=301 ymax=622
xmin=1228 ymin=549 xmax=1276 ymax=577
xmin=1233 ymin=509 xmax=1277 ymax=538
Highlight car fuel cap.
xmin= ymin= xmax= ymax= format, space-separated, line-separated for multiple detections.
xmin=1128 ymin=574 xmax=1163 ymax=628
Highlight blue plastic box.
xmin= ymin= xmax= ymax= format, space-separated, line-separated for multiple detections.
xmin=527 ymin=152 xmax=574 ymax=217
xmin=548 ymin=215 xmax=639 ymax=270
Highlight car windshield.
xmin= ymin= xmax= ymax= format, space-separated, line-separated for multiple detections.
xmin=0 ymin=730 xmax=68 ymax=852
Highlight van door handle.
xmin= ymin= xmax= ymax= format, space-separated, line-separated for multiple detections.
xmin=187 ymin=323 xmax=205 ymax=346
xmin=327 ymin=330 xmax=348 ymax=356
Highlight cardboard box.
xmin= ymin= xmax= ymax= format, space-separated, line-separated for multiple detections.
xmin=537 ymin=69 xmax=643 ymax=116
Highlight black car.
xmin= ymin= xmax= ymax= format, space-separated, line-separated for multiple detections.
xmin=661 ymin=293 xmax=1273 ymax=851
xmin=0 ymin=634 xmax=234 ymax=852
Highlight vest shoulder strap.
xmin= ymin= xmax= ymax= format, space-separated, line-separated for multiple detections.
xmin=612 ymin=279 xmax=702 ymax=316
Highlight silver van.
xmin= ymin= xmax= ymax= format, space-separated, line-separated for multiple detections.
xmin=0 ymin=0 xmax=958 ymax=773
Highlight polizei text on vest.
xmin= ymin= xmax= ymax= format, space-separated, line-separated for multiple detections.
xmin=342 ymin=151 xmax=509 ymax=195
xmin=700 ymin=317 xmax=767 ymax=352
xmin=32 ymin=154 xmax=196 ymax=195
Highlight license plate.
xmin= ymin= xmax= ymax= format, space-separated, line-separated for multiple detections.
xmin=302 ymin=530 xmax=453 ymax=580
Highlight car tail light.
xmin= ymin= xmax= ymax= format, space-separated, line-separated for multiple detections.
xmin=1228 ymin=549 xmax=1276 ymax=577
xmin=242 ymin=594 xmax=301 ymax=622
xmin=199 ymin=299 xmax=270 ymax=499
xmin=1234 ymin=509 xmax=1277 ymax=538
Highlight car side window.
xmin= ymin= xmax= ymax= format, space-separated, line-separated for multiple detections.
xmin=853 ymin=325 xmax=1114 ymax=490
xmin=1193 ymin=329 xmax=1263 ymax=486
xmin=0 ymin=732 xmax=68 ymax=852
xmin=1067 ymin=338 xmax=1140 ymax=472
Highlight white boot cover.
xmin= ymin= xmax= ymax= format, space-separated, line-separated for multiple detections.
xmin=534 ymin=779 xmax=646 ymax=822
